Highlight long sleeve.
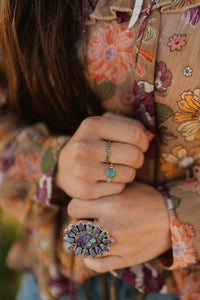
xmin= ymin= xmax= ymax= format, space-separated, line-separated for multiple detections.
xmin=0 ymin=107 xmax=70 ymax=225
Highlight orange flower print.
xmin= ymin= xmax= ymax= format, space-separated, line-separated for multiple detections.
xmin=87 ymin=22 xmax=154 ymax=83
xmin=182 ymin=223 xmax=196 ymax=238
xmin=173 ymin=269 xmax=200 ymax=300
xmin=169 ymin=217 xmax=199 ymax=269
xmin=87 ymin=22 xmax=136 ymax=84
xmin=160 ymin=145 xmax=200 ymax=179
xmin=9 ymin=151 xmax=38 ymax=181
xmin=167 ymin=34 xmax=187 ymax=51
xmin=121 ymin=92 xmax=134 ymax=105
xmin=174 ymin=89 xmax=200 ymax=141
xmin=172 ymin=0 xmax=200 ymax=10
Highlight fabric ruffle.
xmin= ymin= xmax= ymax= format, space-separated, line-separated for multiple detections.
xmin=85 ymin=0 xmax=200 ymax=25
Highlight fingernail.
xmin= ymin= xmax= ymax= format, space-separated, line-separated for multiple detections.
xmin=144 ymin=130 xmax=155 ymax=142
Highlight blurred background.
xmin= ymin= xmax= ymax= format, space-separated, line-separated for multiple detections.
xmin=0 ymin=208 xmax=21 ymax=300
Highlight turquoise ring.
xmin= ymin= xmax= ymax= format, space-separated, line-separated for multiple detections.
xmin=106 ymin=163 xmax=116 ymax=182
xmin=64 ymin=222 xmax=114 ymax=258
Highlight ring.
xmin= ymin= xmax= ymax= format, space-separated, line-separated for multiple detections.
xmin=106 ymin=163 xmax=116 ymax=182
xmin=64 ymin=222 xmax=114 ymax=258
xmin=106 ymin=140 xmax=111 ymax=164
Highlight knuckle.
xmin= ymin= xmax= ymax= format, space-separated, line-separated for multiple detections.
xmin=127 ymin=125 xmax=142 ymax=143
xmin=126 ymin=168 xmax=136 ymax=182
xmin=80 ymin=116 xmax=100 ymax=133
xmin=130 ymin=148 xmax=141 ymax=166
xmin=71 ymin=141 xmax=89 ymax=161
xmin=136 ymin=153 xmax=144 ymax=169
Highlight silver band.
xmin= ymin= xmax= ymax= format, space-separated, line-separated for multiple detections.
xmin=106 ymin=140 xmax=111 ymax=164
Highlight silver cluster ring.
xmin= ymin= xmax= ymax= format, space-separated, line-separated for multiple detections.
xmin=64 ymin=222 xmax=114 ymax=258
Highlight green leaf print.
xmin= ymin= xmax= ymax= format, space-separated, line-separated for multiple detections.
xmin=143 ymin=26 xmax=156 ymax=42
xmin=92 ymin=9 xmax=102 ymax=17
xmin=41 ymin=148 xmax=56 ymax=173
xmin=171 ymin=195 xmax=181 ymax=209
xmin=94 ymin=79 xmax=116 ymax=101
xmin=155 ymin=103 xmax=174 ymax=125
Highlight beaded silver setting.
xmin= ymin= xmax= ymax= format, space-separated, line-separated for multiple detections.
xmin=64 ymin=222 xmax=114 ymax=258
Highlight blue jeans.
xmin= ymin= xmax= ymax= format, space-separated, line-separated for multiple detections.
xmin=16 ymin=273 xmax=179 ymax=300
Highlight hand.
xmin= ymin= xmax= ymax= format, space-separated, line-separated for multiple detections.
xmin=55 ymin=113 xmax=153 ymax=199
xmin=67 ymin=182 xmax=171 ymax=273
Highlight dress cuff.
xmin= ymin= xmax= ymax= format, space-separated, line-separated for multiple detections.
xmin=32 ymin=136 xmax=69 ymax=206
xmin=158 ymin=185 xmax=199 ymax=270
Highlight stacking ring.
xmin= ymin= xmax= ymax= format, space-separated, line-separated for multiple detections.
xmin=106 ymin=163 xmax=116 ymax=182
xmin=105 ymin=140 xmax=116 ymax=182
xmin=106 ymin=140 xmax=111 ymax=164
xmin=64 ymin=222 xmax=114 ymax=258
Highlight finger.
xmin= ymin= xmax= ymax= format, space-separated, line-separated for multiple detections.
xmin=98 ymin=141 xmax=144 ymax=167
xmin=68 ymin=198 xmax=102 ymax=220
xmin=68 ymin=183 xmax=124 ymax=217
xmin=79 ymin=117 xmax=149 ymax=152
xmin=98 ymin=163 xmax=136 ymax=183
xmin=103 ymin=113 xmax=155 ymax=142
xmin=103 ymin=112 xmax=145 ymax=129
xmin=84 ymin=255 xmax=124 ymax=273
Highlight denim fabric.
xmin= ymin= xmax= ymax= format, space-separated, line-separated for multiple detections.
xmin=16 ymin=273 xmax=179 ymax=300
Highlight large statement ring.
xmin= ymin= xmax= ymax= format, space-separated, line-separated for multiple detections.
xmin=64 ymin=222 xmax=114 ymax=258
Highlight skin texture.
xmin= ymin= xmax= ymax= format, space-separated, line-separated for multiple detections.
xmin=56 ymin=113 xmax=170 ymax=271
xmin=68 ymin=182 xmax=171 ymax=273
xmin=56 ymin=113 xmax=151 ymax=199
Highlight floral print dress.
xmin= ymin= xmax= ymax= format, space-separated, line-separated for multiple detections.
xmin=1 ymin=0 xmax=200 ymax=299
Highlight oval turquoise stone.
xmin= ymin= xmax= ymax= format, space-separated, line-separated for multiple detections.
xmin=106 ymin=169 xmax=116 ymax=178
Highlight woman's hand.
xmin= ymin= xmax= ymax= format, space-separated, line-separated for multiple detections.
xmin=67 ymin=182 xmax=171 ymax=272
xmin=55 ymin=113 xmax=153 ymax=199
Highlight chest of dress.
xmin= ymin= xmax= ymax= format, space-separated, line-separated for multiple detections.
xmin=84 ymin=4 xmax=200 ymax=183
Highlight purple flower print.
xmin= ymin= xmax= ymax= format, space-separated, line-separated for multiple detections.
xmin=116 ymin=12 xmax=131 ymax=24
xmin=155 ymin=62 xmax=172 ymax=97
xmin=84 ymin=0 xmax=98 ymax=18
xmin=182 ymin=7 xmax=200 ymax=26
xmin=47 ymin=274 xmax=80 ymax=298
xmin=36 ymin=172 xmax=53 ymax=205
xmin=1 ymin=141 xmax=18 ymax=172
xmin=117 ymin=263 xmax=166 ymax=293
xmin=117 ymin=268 xmax=136 ymax=286
xmin=142 ymin=265 xmax=166 ymax=293
xmin=133 ymin=80 xmax=156 ymax=133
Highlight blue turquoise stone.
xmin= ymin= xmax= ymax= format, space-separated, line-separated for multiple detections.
xmin=100 ymin=244 xmax=109 ymax=252
xmin=65 ymin=229 xmax=70 ymax=235
xmin=99 ymin=231 xmax=108 ymax=238
xmin=64 ymin=237 xmax=74 ymax=243
xmin=89 ymin=248 xmax=96 ymax=258
xmin=75 ymin=235 xmax=100 ymax=249
xmin=68 ymin=231 xmax=75 ymax=238
xmin=71 ymin=225 xmax=78 ymax=233
xmin=78 ymin=222 xmax=85 ymax=231
xmin=93 ymin=226 xmax=100 ymax=235
xmin=75 ymin=247 xmax=82 ymax=256
xmin=106 ymin=168 xmax=116 ymax=178
xmin=83 ymin=249 xmax=89 ymax=258
xmin=95 ymin=246 xmax=103 ymax=256
xmin=68 ymin=243 xmax=76 ymax=250
xmin=86 ymin=223 xmax=93 ymax=233
xmin=103 ymin=239 xmax=113 ymax=245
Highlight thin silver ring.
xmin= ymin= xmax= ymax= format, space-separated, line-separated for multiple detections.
xmin=106 ymin=140 xmax=111 ymax=164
